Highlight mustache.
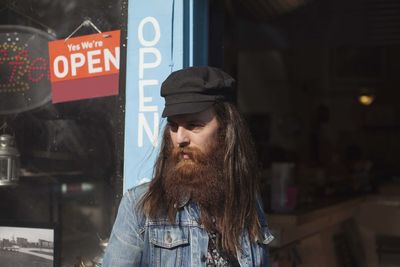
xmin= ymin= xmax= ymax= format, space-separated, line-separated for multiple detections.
xmin=171 ymin=146 xmax=208 ymax=164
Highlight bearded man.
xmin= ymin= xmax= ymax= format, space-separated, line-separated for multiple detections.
xmin=103 ymin=66 xmax=274 ymax=267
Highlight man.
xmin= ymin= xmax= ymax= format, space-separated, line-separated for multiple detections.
xmin=103 ymin=66 xmax=274 ymax=266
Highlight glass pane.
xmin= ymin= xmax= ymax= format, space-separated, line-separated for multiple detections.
xmin=0 ymin=1 xmax=126 ymax=266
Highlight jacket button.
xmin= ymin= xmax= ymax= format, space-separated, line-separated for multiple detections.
xmin=166 ymin=233 xmax=172 ymax=243
xmin=201 ymin=254 xmax=207 ymax=262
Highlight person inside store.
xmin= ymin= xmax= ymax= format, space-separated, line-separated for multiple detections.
xmin=102 ymin=66 xmax=274 ymax=266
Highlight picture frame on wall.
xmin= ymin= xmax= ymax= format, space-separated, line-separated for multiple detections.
xmin=0 ymin=222 xmax=59 ymax=267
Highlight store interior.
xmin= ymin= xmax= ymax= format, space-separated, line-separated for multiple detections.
xmin=209 ymin=0 xmax=400 ymax=266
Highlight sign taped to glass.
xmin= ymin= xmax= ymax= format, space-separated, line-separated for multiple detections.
xmin=48 ymin=30 xmax=120 ymax=103
xmin=0 ymin=25 xmax=54 ymax=114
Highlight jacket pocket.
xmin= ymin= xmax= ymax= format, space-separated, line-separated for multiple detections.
xmin=150 ymin=225 xmax=190 ymax=248
xmin=149 ymin=226 xmax=190 ymax=266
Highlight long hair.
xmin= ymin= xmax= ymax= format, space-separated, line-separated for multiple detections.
xmin=139 ymin=101 xmax=261 ymax=256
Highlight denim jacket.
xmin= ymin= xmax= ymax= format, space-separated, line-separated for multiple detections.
xmin=103 ymin=183 xmax=274 ymax=267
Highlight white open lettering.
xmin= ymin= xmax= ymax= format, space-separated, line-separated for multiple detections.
xmin=139 ymin=47 xmax=161 ymax=79
xmin=53 ymin=55 xmax=69 ymax=78
xmin=138 ymin=112 xmax=159 ymax=147
xmin=137 ymin=16 xmax=161 ymax=148
xmin=104 ymin=47 xmax=120 ymax=71
xmin=52 ymin=48 xmax=119 ymax=78
xmin=70 ymin=53 xmax=85 ymax=76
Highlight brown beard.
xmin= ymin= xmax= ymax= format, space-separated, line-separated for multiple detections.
xmin=162 ymin=144 xmax=226 ymax=230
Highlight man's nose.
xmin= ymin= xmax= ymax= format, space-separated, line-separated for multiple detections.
xmin=176 ymin=127 xmax=190 ymax=147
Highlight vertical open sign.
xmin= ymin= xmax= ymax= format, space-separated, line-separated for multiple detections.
xmin=48 ymin=30 xmax=120 ymax=103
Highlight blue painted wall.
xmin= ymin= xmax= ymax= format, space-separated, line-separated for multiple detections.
xmin=123 ymin=0 xmax=208 ymax=190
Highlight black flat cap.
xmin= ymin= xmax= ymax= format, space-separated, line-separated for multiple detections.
xmin=161 ymin=66 xmax=236 ymax=117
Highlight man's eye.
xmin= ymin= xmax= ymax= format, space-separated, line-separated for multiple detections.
xmin=188 ymin=123 xmax=203 ymax=130
xmin=168 ymin=122 xmax=178 ymax=131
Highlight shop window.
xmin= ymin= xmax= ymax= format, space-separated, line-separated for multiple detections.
xmin=0 ymin=1 xmax=126 ymax=266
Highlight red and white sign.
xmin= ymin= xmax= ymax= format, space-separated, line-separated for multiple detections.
xmin=48 ymin=30 xmax=120 ymax=103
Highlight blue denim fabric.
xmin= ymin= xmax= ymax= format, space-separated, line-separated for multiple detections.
xmin=103 ymin=183 xmax=274 ymax=267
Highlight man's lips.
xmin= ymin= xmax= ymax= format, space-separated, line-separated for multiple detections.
xmin=174 ymin=147 xmax=198 ymax=162
xmin=181 ymin=152 xmax=191 ymax=160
